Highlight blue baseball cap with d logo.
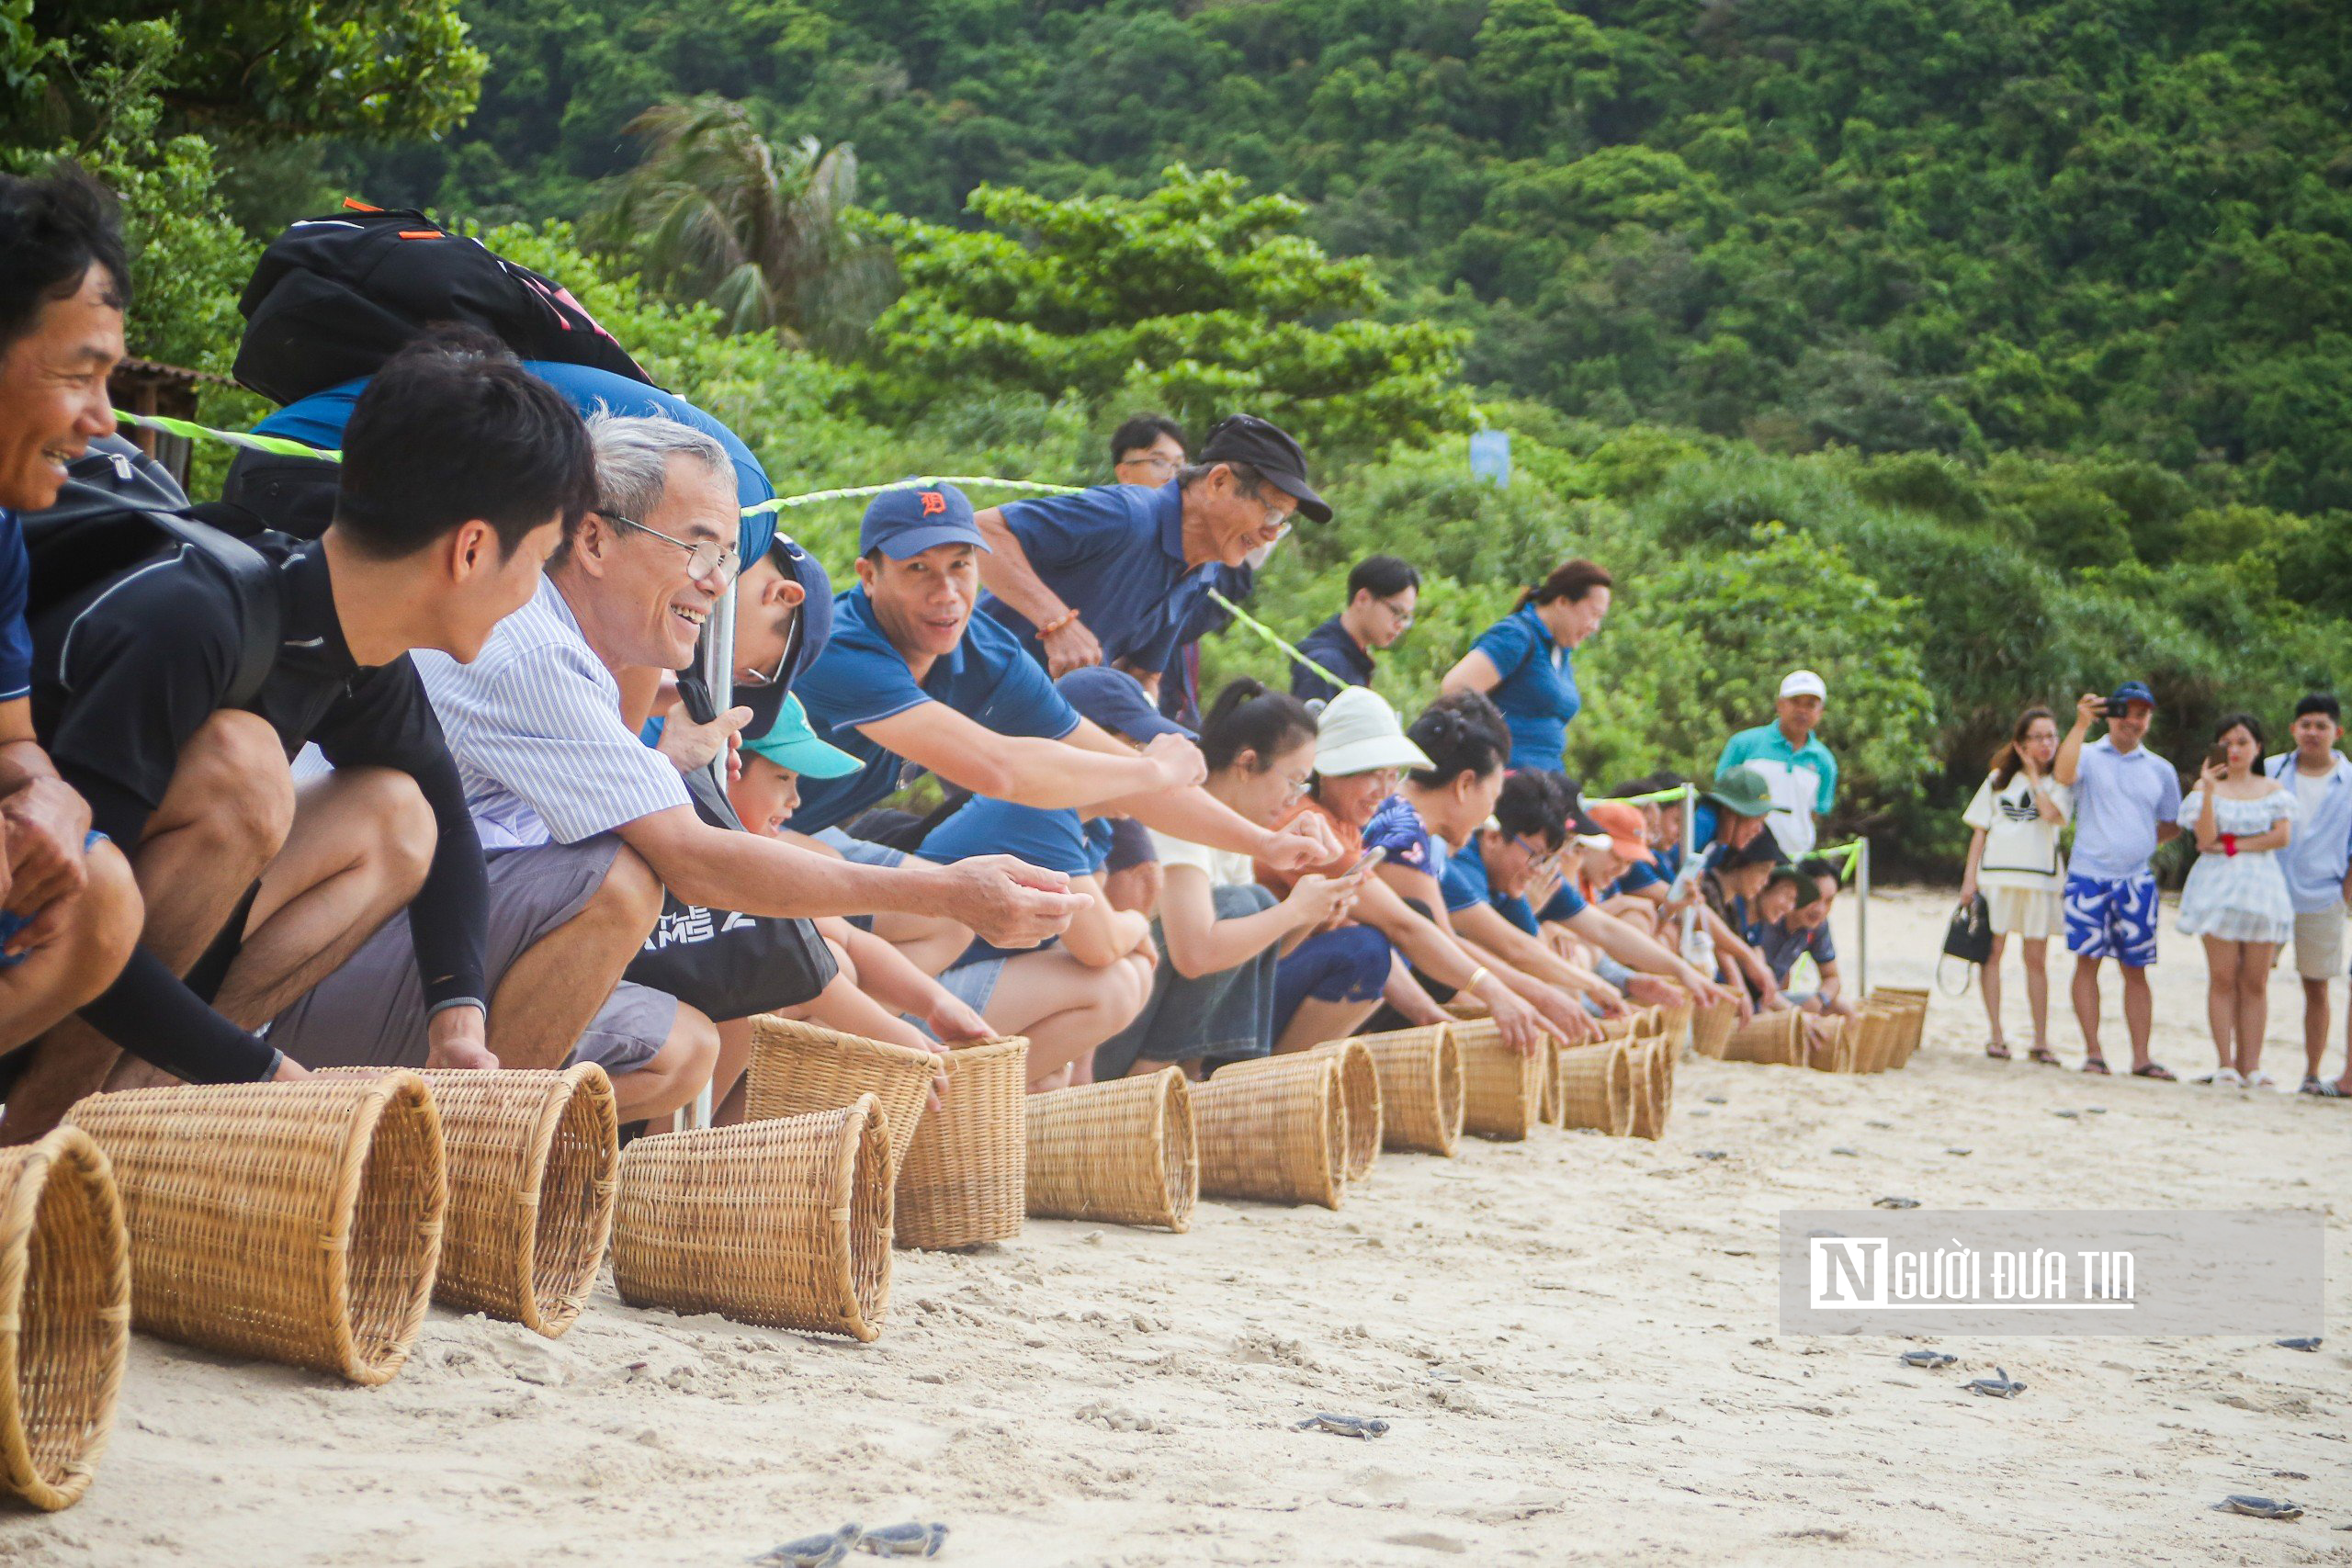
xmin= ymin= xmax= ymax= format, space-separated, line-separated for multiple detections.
xmin=859 ymin=481 xmax=990 ymax=558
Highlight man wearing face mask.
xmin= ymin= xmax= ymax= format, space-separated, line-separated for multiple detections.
xmin=973 ymin=413 xmax=1329 ymax=682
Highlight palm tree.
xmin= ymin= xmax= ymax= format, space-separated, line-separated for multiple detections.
xmin=596 ymin=95 xmax=887 ymax=355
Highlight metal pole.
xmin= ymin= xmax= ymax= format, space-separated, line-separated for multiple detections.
xmin=1679 ymin=786 xmax=1697 ymax=953
xmin=686 ymin=581 xmax=737 ymax=1132
xmin=1856 ymin=838 xmax=1871 ymax=997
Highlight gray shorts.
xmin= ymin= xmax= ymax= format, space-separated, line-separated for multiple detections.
xmin=814 ymin=827 xmax=907 ymax=869
xmin=265 ymin=836 xmax=676 ymax=1078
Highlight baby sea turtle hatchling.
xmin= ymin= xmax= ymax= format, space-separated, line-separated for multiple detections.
xmin=2221 ymin=1495 xmax=2302 ymax=1521
xmin=1900 ymin=1351 xmax=1956 ymax=1369
xmin=1965 ymin=1367 xmax=2025 ymax=1398
xmin=2052 ymin=1109 xmax=2080 ymax=1119
xmin=1874 ymin=1197 xmax=1919 ymax=1210
xmin=755 ymin=1524 xmax=860 ymax=1568
xmin=1295 ymin=1413 xmax=1389 ymax=1439
xmin=856 ymin=1522 xmax=948 ymax=1558
xmin=1695 ymin=1149 xmax=1727 ymax=1160
xmin=2275 ymin=1337 xmax=2322 ymax=1352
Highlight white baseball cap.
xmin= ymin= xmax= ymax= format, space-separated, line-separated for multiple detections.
xmin=1779 ymin=669 xmax=1827 ymax=700
xmin=1314 ymin=686 xmax=1434 ymax=778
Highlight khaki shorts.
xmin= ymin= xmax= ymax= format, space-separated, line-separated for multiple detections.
xmin=1987 ymin=886 xmax=2061 ymax=940
xmin=2292 ymin=905 xmax=2346 ymax=980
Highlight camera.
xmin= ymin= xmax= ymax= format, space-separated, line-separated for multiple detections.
xmin=2104 ymin=698 xmax=2129 ymax=719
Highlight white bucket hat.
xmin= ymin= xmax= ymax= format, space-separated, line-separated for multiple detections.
xmin=1315 ymin=687 xmax=1434 ymax=778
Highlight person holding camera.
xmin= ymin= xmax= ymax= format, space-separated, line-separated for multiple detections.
xmin=2052 ymin=682 xmax=2181 ymax=1078
xmin=1959 ymin=706 xmax=2073 ymax=1063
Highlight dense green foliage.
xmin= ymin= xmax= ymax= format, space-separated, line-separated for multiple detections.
xmin=13 ymin=0 xmax=2352 ymax=872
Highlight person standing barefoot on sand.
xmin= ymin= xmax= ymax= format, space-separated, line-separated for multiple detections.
xmin=1961 ymin=707 xmax=2072 ymax=1063
xmin=2053 ymin=683 xmax=2181 ymax=1078
xmin=2177 ymin=714 xmax=2296 ymax=1088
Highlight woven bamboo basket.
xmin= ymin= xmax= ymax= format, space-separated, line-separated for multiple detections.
xmin=1722 ymin=1010 xmax=1805 ymax=1066
xmin=1596 ymin=1013 xmax=1637 ymax=1045
xmin=1871 ymin=988 xmax=1930 ymax=1065
xmin=1804 ymin=1015 xmax=1851 ymax=1073
xmin=1023 ymin=1069 xmax=1196 ymax=1231
xmin=1690 ymin=998 xmax=1738 ymax=1058
xmin=1555 ymin=1043 xmax=1634 ymax=1136
xmin=745 ymin=1017 xmax=937 ymax=1174
xmin=1447 ymin=1017 xmax=1543 ymax=1141
xmin=1634 ymin=1006 xmax=1677 ymax=1105
xmin=611 ymin=1098 xmax=891 ymax=1340
xmin=895 ymin=1036 xmax=1029 ymax=1249
xmin=0 ymin=1127 xmax=127 ymax=1512
xmin=1655 ymin=990 xmax=1696 ymax=1053
xmin=1306 ymin=1039 xmax=1385 ymax=1179
xmin=1537 ymin=1038 xmax=1564 ymax=1127
xmin=1626 ymin=1036 xmax=1672 ymax=1140
xmin=1193 ymin=1055 xmax=1346 ymax=1210
xmin=1348 ymin=1026 xmax=1464 ymax=1156
xmin=399 ymin=1066 xmax=614 ymax=1338
xmin=1854 ymin=1005 xmax=1902 ymax=1073
xmin=65 ymin=1076 xmax=445 ymax=1386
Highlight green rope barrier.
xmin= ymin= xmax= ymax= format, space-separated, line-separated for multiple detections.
xmin=115 ymin=409 xmax=341 ymax=462
xmin=742 ymin=476 xmax=1081 ymax=513
xmin=1587 ymin=784 xmax=1691 ymax=807
xmin=1205 ymin=586 xmax=1356 ymax=690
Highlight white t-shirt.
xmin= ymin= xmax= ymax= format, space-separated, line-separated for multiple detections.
xmin=1962 ymin=772 xmax=2075 ymax=891
xmin=1148 ymin=828 xmax=1255 ymax=890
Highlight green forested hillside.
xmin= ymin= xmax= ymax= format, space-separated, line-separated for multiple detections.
xmin=375 ymin=0 xmax=2352 ymax=521
xmin=12 ymin=0 xmax=2352 ymax=867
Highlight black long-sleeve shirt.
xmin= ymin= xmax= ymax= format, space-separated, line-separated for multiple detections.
xmin=31 ymin=536 xmax=488 ymax=1081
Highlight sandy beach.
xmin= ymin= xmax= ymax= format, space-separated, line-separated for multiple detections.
xmin=4 ymin=884 xmax=2345 ymax=1566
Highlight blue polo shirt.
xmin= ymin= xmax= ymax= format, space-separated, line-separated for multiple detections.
xmin=0 ymin=509 xmax=28 ymax=702
xmin=920 ymin=797 xmax=1114 ymax=878
xmin=788 ymin=588 xmax=1080 ymax=833
xmin=1469 ymin=602 xmax=1579 ymax=769
xmin=979 ymin=479 xmax=1211 ymax=672
xmin=2069 ymin=737 xmax=2181 ymax=882
xmin=1293 ymin=614 xmax=1374 ymax=704
xmin=254 ymin=361 xmax=780 ymax=565
xmin=1600 ymin=858 xmax=1664 ymax=899
xmin=1441 ymin=837 xmax=1544 ymax=934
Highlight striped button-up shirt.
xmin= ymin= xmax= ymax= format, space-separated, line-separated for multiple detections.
xmin=414 ymin=576 xmax=689 ymax=851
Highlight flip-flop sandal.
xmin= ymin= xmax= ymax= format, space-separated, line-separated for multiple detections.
xmin=1984 ymin=1042 xmax=2011 ymax=1060
xmin=2027 ymin=1046 xmax=2062 ymax=1066
xmin=2132 ymin=1062 xmax=2177 ymax=1081
xmin=2080 ymin=1057 xmax=2111 ymax=1076
xmin=2299 ymin=1077 xmax=2348 ymax=1099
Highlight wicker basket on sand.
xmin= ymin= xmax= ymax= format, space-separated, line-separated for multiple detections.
xmin=611 ymin=1098 xmax=892 ymax=1341
xmin=0 ymin=1127 xmax=128 ymax=1511
xmin=745 ymin=1017 xmax=937 ymax=1174
xmin=1555 ymin=1043 xmax=1634 ymax=1136
xmin=65 ymin=1075 xmax=445 ymax=1387
xmin=1193 ymin=1054 xmax=1346 ymax=1210
xmin=1023 ymin=1069 xmax=1197 ymax=1232
xmin=1344 ymin=1026 xmax=1463 ymax=1156
xmin=1446 ymin=1017 xmax=1544 ymax=1141
xmin=1625 ymin=1036 xmax=1673 ymax=1141
xmin=1305 ymin=1039 xmax=1384 ymax=1180
xmin=1721 ymin=1009 xmax=1805 ymax=1067
xmin=1690 ymin=998 xmax=1738 ymax=1058
xmin=894 ymin=1037 xmax=1029 ymax=1250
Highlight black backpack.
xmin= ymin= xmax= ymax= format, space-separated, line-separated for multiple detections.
xmin=233 ymin=199 xmax=655 ymax=405
xmin=24 ymin=438 xmax=282 ymax=710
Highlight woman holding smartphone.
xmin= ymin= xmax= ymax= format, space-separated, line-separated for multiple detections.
xmin=1959 ymin=706 xmax=2074 ymax=1062
xmin=2177 ymin=712 xmax=2297 ymax=1087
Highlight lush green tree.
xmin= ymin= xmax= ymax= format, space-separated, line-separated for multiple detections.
xmin=863 ymin=164 xmax=1472 ymax=452
xmin=593 ymin=95 xmax=884 ymax=355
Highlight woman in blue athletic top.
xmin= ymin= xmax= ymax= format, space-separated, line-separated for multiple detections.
xmin=1439 ymin=558 xmax=1612 ymax=771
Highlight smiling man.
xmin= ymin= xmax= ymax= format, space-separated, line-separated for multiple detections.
xmin=1716 ymin=669 xmax=1837 ymax=858
xmin=0 ymin=168 xmax=145 ymax=1085
xmin=973 ymin=413 xmax=1330 ymax=679
xmin=1 ymin=323 xmax=616 ymax=1141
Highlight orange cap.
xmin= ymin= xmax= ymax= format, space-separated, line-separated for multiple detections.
xmin=1586 ymin=802 xmax=1656 ymax=864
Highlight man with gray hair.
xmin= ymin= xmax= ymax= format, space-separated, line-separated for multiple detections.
xmin=393 ymin=411 xmax=1088 ymax=1118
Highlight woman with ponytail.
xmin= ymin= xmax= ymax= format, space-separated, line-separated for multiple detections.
xmin=1439 ymin=558 xmax=1612 ymax=771
xmin=1093 ymin=680 xmax=1378 ymax=1077
xmin=1959 ymin=705 xmax=2073 ymax=1063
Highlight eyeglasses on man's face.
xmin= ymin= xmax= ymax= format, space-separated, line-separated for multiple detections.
xmin=605 ymin=511 xmax=741 ymax=585
xmin=1379 ymin=595 xmax=1416 ymax=627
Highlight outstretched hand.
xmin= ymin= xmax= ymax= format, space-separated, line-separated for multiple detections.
xmin=944 ymin=855 xmax=1091 ymax=950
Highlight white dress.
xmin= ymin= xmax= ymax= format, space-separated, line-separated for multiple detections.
xmin=2175 ymin=788 xmax=2297 ymax=942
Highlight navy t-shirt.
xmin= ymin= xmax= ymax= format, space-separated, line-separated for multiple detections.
xmin=1751 ymin=916 xmax=1836 ymax=987
xmin=1292 ymin=614 xmax=1374 ymax=704
xmin=1441 ymin=837 xmax=1543 ymax=934
xmin=789 ymin=587 xmax=1080 ymax=832
xmin=920 ymin=797 xmax=1114 ymax=877
xmin=0 ymin=509 xmax=28 ymax=702
xmin=978 ymin=479 xmax=1210 ymax=672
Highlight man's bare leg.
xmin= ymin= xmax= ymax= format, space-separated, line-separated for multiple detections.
xmin=610 ymin=1004 xmax=719 ymax=1122
xmin=2071 ymin=955 xmax=2105 ymax=1066
xmin=0 ymin=713 xmax=294 ymax=1140
xmin=208 ymin=767 xmax=435 ymax=1030
xmin=2302 ymin=976 xmax=2330 ymax=1081
xmin=2120 ymin=963 xmax=2155 ymax=1070
xmin=484 ymin=844 xmax=664 ymax=1071
xmin=0 ymin=842 xmax=141 ymax=1046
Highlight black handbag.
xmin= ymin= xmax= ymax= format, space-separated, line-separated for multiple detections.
xmin=1939 ymin=892 xmax=1993 ymax=993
